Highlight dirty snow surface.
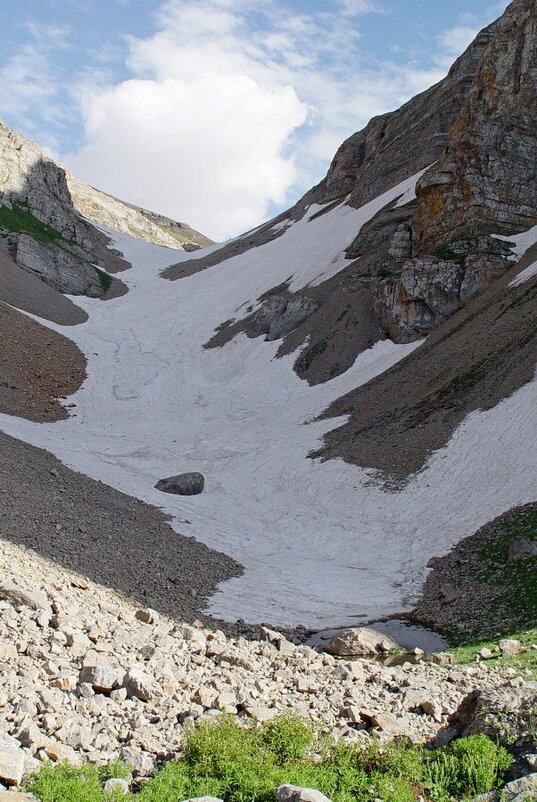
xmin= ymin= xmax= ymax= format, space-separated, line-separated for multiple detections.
xmin=2 ymin=173 xmax=536 ymax=628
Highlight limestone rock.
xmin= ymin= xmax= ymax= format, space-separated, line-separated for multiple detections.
xmin=375 ymin=258 xmax=464 ymax=342
xmin=327 ymin=627 xmax=399 ymax=657
xmin=276 ymin=785 xmax=333 ymax=802
xmin=122 ymin=667 xmax=162 ymax=702
xmin=254 ymin=295 xmax=318 ymax=341
xmin=103 ymin=778 xmax=130 ymax=794
xmin=0 ymin=578 xmax=48 ymax=610
xmin=447 ymin=684 xmax=537 ymax=751
xmin=79 ymin=663 xmax=122 ymax=694
xmin=498 ymin=639 xmax=522 ymax=658
xmin=155 ymin=472 xmax=205 ymax=496
xmin=13 ymin=234 xmax=103 ymax=297
xmin=417 ymin=0 xmax=537 ymax=251
xmin=0 ymin=738 xmax=25 ymax=786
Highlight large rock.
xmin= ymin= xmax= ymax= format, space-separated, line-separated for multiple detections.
xmin=508 ymin=539 xmax=537 ymax=562
xmin=13 ymin=234 xmax=103 ymax=297
xmin=276 ymin=785 xmax=332 ymax=802
xmin=326 ymin=627 xmax=399 ymax=657
xmin=254 ymin=295 xmax=318 ymax=340
xmin=79 ymin=663 xmax=122 ymax=694
xmin=0 ymin=738 xmax=25 ymax=786
xmin=155 ymin=472 xmax=205 ymax=496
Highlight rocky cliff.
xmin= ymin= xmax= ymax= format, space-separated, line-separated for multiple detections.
xmin=188 ymin=0 xmax=536 ymax=361
xmin=0 ymin=119 xmax=211 ymax=303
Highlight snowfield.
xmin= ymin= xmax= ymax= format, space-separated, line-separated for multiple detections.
xmin=1 ymin=173 xmax=536 ymax=628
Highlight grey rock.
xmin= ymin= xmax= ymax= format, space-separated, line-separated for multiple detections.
xmin=254 ymin=294 xmax=318 ymax=340
xmin=14 ymin=235 xmax=103 ymax=297
xmin=327 ymin=627 xmax=399 ymax=657
xmin=498 ymin=639 xmax=522 ymax=658
xmin=155 ymin=472 xmax=205 ymax=496
xmin=375 ymin=258 xmax=464 ymax=342
xmin=276 ymin=786 xmax=332 ymax=802
xmin=477 ymin=773 xmax=537 ymax=802
xmin=103 ymin=778 xmax=130 ymax=794
xmin=119 ymin=747 xmax=155 ymax=777
xmin=135 ymin=608 xmax=160 ymax=625
xmin=447 ymin=684 xmax=537 ymax=751
xmin=508 ymin=539 xmax=537 ymax=563
xmin=259 ymin=626 xmax=295 ymax=655
xmin=122 ymin=667 xmax=162 ymax=702
xmin=182 ymin=798 xmax=223 ymax=802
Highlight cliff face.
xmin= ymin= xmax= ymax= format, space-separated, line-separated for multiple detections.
xmin=0 ymin=119 xmax=211 ymax=301
xmin=416 ymin=0 xmax=537 ymax=251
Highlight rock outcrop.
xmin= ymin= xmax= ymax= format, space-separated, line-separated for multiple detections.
xmin=416 ymin=0 xmax=537 ymax=251
xmin=13 ymin=235 xmax=103 ymax=297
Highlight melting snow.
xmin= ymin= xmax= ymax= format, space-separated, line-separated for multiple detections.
xmin=1 ymin=171 xmax=536 ymax=628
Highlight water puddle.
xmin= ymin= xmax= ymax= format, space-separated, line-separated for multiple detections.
xmin=307 ymin=618 xmax=449 ymax=654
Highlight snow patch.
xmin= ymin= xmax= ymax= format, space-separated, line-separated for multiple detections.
xmin=1 ymin=169 xmax=535 ymax=628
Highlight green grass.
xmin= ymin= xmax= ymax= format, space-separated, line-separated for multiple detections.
xmin=93 ymin=265 xmax=112 ymax=292
xmin=0 ymin=202 xmax=64 ymax=246
xmin=25 ymin=717 xmax=513 ymax=802
xmin=450 ymin=628 xmax=537 ymax=679
xmin=431 ymin=243 xmax=467 ymax=264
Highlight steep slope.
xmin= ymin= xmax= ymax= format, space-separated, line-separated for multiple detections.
xmin=0 ymin=0 xmax=535 ymax=630
xmin=65 ymin=169 xmax=212 ymax=250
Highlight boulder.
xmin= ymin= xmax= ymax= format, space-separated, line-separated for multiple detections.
xmin=327 ymin=627 xmax=399 ymax=657
xmin=254 ymin=294 xmax=318 ymax=340
xmin=276 ymin=786 xmax=332 ymax=802
xmin=14 ymin=234 xmax=103 ymax=297
xmin=0 ymin=738 xmax=25 ymax=786
xmin=155 ymin=472 xmax=204 ymax=496
xmin=508 ymin=539 xmax=537 ymax=563
xmin=103 ymin=778 xmax=130 ymax=795
xmin=122 ymin=667 xmax=161 ymax=702
xmin=79 ymin=663 xmax=122 ymax=694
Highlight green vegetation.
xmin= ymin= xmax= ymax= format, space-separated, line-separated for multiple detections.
xmin=0 ymin=202 xmax=64 ymax=246
xmin=377 ymin=266 xmax=393 ymax=280
xmin=431 ymin=243 xmax=467 ymax=264
xmin=26 ymin=717 xmax=512 ymax=802
xmin=93 ymin=265 xmax=112 ymax=292
xmin=450 ymin=628 xmax=537 ymax=679
xmin=422 ymin=503 xmax=537 ymax=651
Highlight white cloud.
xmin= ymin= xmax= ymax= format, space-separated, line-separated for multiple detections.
xmin=60 ymin=0 xmax=507 ymax=240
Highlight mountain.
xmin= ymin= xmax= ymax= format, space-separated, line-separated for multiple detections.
xmin=0 ymin=0 xmax=535 ymax=632
xmin=0 ymin=118 xmax=212 ymax=304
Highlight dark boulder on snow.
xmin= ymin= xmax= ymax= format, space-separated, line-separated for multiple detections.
xmin=155 ymin=472 xmax=205 ymax=496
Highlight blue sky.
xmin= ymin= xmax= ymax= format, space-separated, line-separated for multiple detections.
xmin=0 ymin=0 xmax=509 ymax=239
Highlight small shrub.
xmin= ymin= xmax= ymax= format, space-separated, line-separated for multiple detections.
xmin=26 ymin=761 xmax=105 ymax=802
xmin=260 ymin=715 xmax=314 ymax=763
xmin=94 ymin=266 xmax=112 ymax=291
xmin=424 ymin=734 xmax=511 ymax=801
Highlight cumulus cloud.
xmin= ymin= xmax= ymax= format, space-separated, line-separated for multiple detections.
xmin=60 ymin=0 xmax=505 ymax=240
